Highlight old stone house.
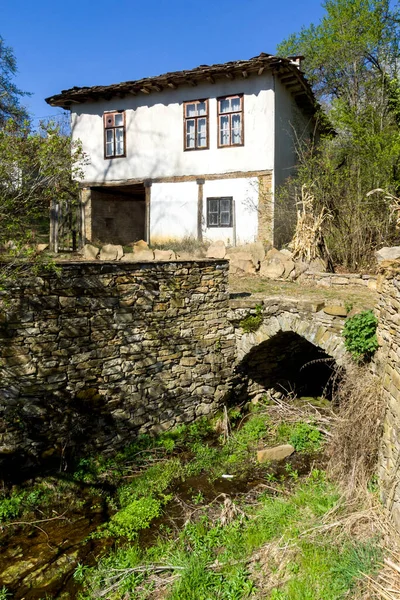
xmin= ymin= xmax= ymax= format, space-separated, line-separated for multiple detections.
xmin=46 ymin=53 xmax=317 ymax=248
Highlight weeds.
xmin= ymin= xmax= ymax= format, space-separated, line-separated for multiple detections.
xmin=0 ymin=484 xmax=52 ymax=523
xmin=240 ymin=304 xmax=263 ymax=333
xmin=0 ymin=587 xmax=10 ymax=600
xmin=343 ymin=310 xmax=379 ymax=363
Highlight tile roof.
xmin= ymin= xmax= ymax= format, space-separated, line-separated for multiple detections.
xmin=45 ymin=53 xmax=316 ymax=114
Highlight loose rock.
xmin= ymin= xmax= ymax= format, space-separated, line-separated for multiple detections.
xmin=257 ymin=444 xmax=295 ymax=463
xmin=81 ymin=244 xmax=99 ymax=260
xmin=206 ymin=240 xmax=226 ymax=259
xmin=99 ymin=244 xmax=123 ymax=261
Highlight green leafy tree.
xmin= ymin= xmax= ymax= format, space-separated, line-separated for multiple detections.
xmin=0 ymin=119 xmax=86 ymax=250
xmin=275 ymin=0 xmax=400 ymax=269
xmin=0 ymin=36 xmax=29 ymax=126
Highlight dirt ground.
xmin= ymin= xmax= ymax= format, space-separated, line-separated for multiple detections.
xmin=229 ymin=274 xmax=376 ymax=312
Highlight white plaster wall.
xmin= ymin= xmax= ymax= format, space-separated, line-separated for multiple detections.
xmin=274 ymin=77 xmax=314 ymax=188
xmin=203 ymin=177 xmax=258 ymax=245
xmin=71 ymin=75 xmax=275 ymax=184
xmin=150 ymin=181 xmax=197 ymax=242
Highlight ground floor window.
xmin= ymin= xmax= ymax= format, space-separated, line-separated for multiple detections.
xmin=206 ymin=197 xmax=233 ymax=227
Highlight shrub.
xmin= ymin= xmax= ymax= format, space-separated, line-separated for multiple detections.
xmin=240 ymin=304 xmax=263 ymax=333
xmin=342 ymin=310 xmax=378 ymax=362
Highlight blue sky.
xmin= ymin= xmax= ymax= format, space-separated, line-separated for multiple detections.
xmin=2 ymin=0 xmax=325 ymax=123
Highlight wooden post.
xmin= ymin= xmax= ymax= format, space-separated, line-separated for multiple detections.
xmin=232 ymin=199 xmax=237 ymax=247
xmin=144 ymin=180 xmax=152 ymax=244
xmin=49 ymin=197 xmax=59 ymax=253
xmin=196 ymin=178 xmax=205 ymax=242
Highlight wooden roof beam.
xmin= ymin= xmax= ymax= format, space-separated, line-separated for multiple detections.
xmin=140 ymin=87 xmax=151 ymax=94
xmin=225 ymin=72 xmax=234 ymax=79
xmin=185 ymin=79 xmax=197 ymax=87
xmin=242 ymin=70 xmax=248 ymax=78
xmin=207 ymin=75 xmax=215 ymax=84
xmin=167 ymin=81 xmax=177 ymax=89
xmin=280 ymin=75 xmax=296 ymax=84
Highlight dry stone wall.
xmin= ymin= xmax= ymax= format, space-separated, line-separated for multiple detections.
xmin=375 ymin=261 xmax=400 ymax=527
xmin=0 ymin=260 xmax=234 ymax=470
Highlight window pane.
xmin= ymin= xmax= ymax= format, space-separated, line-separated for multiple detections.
xmin=232 ymin=114 xmax=241 ymax=144
xmin=186 ymin=103 xmax=196 ymax=118
xmin=220 ymin=198 xmax=231 ymax=212
xmin=207 ymin=199 xmax=219 ymax=227
xmin=186 ymin=119 xmax=195 ymax=148
xmin=220 ymin=115 xmax=230 ymax=145
xmin=219 ymin=98 xmax=230 ymax=113
xmin=197 ymin=102 xmax=207 ymax=116
xmin=105 ymin=129 xmax=114 ymax=156
xmin=197 ymin=118 xmax=207 ymax=147
xmin=220 ymin=198 xmax=232 ymax=225
xmin=115 ymin=128 xmax=124 ymax=155
xmin=105 ymin=143 xmax=114 ymax=157
xmin=114 ymin=113 xmax=124 ymax=126
xmin=231 ymin=97 xmax=241 ymax=112
xmin=208 ymin=198 xmax=219 ymax=213
xmin=220 ymin=211 xmax=231 ymax=225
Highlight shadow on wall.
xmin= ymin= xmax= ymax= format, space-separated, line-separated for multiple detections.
xmin=232 ymin=331 xmax=342 ymax=401
xmin=0 ymin=261 xmax=232 ymax=483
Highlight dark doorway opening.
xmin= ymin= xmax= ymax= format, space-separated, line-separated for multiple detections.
xmin=90 ymin=183 xmax=146 ymax=246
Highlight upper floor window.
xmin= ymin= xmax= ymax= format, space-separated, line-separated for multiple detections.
xmin=184 ymin=100 xmax=209 ymax=150
xmin=218 ymin=95 xmax=243 ymax=147
xmin=104 ymin=111 xmax=125 ymax=158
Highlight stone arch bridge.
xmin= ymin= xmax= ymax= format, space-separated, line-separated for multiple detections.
xmin=228 ymin=295 xmax=347 ymax=400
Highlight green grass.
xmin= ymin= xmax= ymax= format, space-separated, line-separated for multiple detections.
xmin=0 ymin=409 xmax=382 ymax=600
xmin=73 ymin=412 xmax=381 ymax=600
xmin=77 ymin=470 xmax=380 ymax=599
xmin=269 ymin=541 xmax=380 ymax=599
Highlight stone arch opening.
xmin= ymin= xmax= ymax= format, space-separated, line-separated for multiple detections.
xmin=233 ymin=331 xmax=341 ymax=401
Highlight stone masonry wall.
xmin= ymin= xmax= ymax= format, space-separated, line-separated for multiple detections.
xmin=375 ymin=261 xmax=400 ymax=527
xmin=0 ymin=260 xmax=234 ymax=470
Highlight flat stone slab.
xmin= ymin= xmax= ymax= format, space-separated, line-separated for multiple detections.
xmin=323 ymin=305 xmax=348 ymax=317
xmin=257 ymin=444 xmax=295 ymax=463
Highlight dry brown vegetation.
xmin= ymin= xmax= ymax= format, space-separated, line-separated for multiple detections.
xmin=290 ymin=184 xmax=332 ymax=265
xmin=328 ymin=364 xmax=385 ymax=493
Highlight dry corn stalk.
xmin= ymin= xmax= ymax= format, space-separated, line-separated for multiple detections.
xmin=290 ymin=184 xmax=331 ymax=262
xmin=367 ymin=188 xmax=400 ymax=230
